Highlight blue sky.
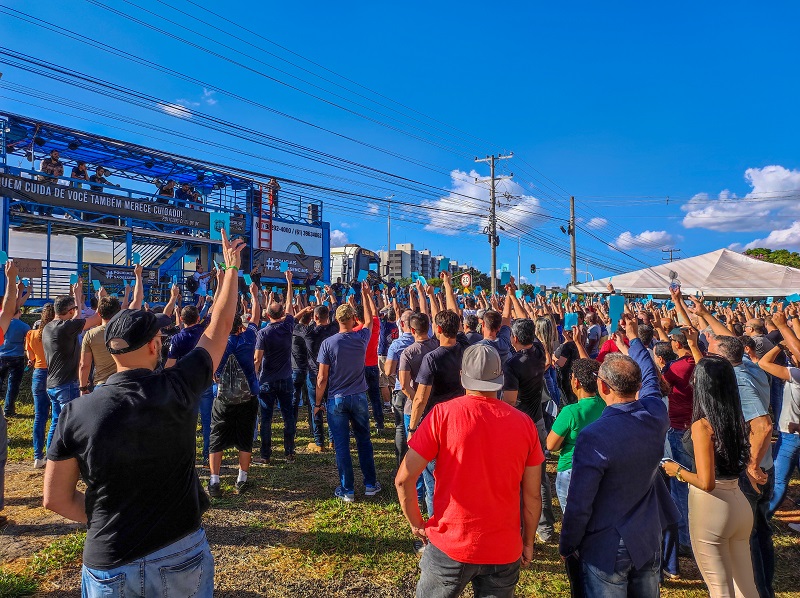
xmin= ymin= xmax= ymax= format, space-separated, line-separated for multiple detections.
xmin=2 ymin=1 xmax=799 ymax=287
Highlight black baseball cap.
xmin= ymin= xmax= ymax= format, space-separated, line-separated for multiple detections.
xmin=105 ymin=309 xmax=172 ymax=354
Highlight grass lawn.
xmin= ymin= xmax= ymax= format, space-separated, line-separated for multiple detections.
xmin=1 ymin=389 xmax=799 ymax=597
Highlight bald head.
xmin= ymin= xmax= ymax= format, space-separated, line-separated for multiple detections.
xmin=745 ymin=318 xmax=767 ymax=336
xmin=267 ymin=301 xmax=285 ymax=321
xmin=598 ymin=353 xmax=642 ymax=400
xmin=399 ymin=309 xmax=413 ymax=331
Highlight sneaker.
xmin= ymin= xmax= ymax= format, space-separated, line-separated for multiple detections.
xmin=252 ymin=456 xmax=270 ymax=465
xmin=413 ymin=540 xmax=426 ymax=555
xmin=334 ymin=486 xmax=355 ymax=503
xmin=286 ymin=454 xmax=296 ymax=464
xmin=663 ymin=571 xmax=680 ymax=581
xmin=33 ymin=458 xmax=46 ymax=469
xmin=365 ymin=482 xmax=383 ymax=497
xmin=307 ymin=442 xmax=323 ymax=453
xmin=234 ymin=480 xmax=250 ymax=494
xmin=207 ymin=482 xmax=221 ymax=498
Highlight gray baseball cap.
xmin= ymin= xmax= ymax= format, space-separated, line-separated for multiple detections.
xmin=460 ymin=344 xmax=504 ymax=392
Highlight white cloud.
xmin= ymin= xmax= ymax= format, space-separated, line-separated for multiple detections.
xmin=615 ymin=230 xmax=677 ymax=250
xmin=743 ymin=221 xmax=800 ymax=251
xmin=423 ymin=170 xmax=548 ymax=236
xmin=202 ymin=88 xmax=218 ymax=106
xmin=586 ymin=217 xmax=607 ymax=230
xmin=339 ymin=222 xmax=352 ymax=229
xmin=682 ymin=166 xmax=800 ymax=232
xmin=159 ymin=102 xmax=193 ymax=119
xmin=366 ymin=203 xmax=379 ymax=215
xmin=330 ymin=229 xmax=349 ymax=246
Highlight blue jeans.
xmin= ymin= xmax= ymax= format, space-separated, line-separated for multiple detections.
xmin=327 ymin=392 xmax=376 ymax=494
xmin=46 ymin=381 xmax=80 ymax=449
xmin=770 ymin=377 xmax=785 ymax=431
xmin=665 ymin=428 xmax=692 ymax=547
xmin=416 ymin=541 xmax=520 ymax=598
xmin=364 ymin=365 xmax=384 ymax=430
xmin=544 ymin=365 xmax=560 ymax=407
xmin=404 ymin=413 xmax=425 ymax=506
xmin=769 ymin=432 xmax=800 ymax=516
xmin=81 ymin=527 xmax=213 ymax=597
xmin=583 ymin=538 xmax=660 ymax=598
xmin=0 ymin=355 xmax=26 ymax=416
xmin=555 ymin=469 xmax=571 ymax=513
xmin=740 ymin=467 xmax=775 ymax=598
xmin=305 ymin=372 xmax=326 ymax=446
xmin=259 ymin=377 xmax=296 ymax=459
xmin=199 ymin=385 xmax=214 ymax=461
xmin=31 ymin=369 xmax=49 ymax=460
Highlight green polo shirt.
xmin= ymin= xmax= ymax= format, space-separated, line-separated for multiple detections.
xmin=551 ymin=395 xmax=606 ymax=472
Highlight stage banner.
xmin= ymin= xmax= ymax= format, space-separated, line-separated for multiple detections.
xmin=0 ymin=173 xmax=245 ymax=233
xmin=85 ymin=264 xmax=159 ymax=286
xmin=254 ymin=250 xmax=323 ymax=282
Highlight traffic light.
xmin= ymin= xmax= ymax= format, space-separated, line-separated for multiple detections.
xmin=530 ymin=264 xmax=536 ymax=274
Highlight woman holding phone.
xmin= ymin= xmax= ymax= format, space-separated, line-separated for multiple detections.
xmin=661 ymin=355 xmax=757 ymax=597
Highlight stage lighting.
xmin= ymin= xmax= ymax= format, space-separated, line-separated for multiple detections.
xmin=144 ymin=159 xmax=154 ymax=168
xmin=67 ymin=140 xmax=81 ymax=150
xmin=33 ymin=137 xmax=45 ymax=147
xmin=196 ymin=173 xmax=205 ymax=182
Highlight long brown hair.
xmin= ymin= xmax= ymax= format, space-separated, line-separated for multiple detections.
xmin=36 ymin=304 xmax=55 ymax=340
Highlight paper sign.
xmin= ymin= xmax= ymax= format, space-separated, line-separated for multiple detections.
xmin=411 ymin=271 xmax=419 ymax=281
xmin=132 ymin=252 xmax=141 ymax=265
xmin=474 ymin=285 xmax=482 ymax=294
xmin=500 ymin=271 xmax=511 ymax=286
xmin=279 ymin=262 xmax=289 ymax=273
xmin=438 ymin=258 xmax=450 ymax=273
xmin=243 ymin=274 xmax=252 ymax=285
xmin=323 ymin=301 xmax=329 ymax=307
xmin=0 ymin=251 xmax=7 ymax=266
xmin=787 ymin=293 xmax=800 ymax=303
xmin=515 ymin=289 xmax=524 ymax=298
xmin=171 ymin=275 xmax=178 ymax=286
xmin=418 ymin=276 xmax=427 ymax=286
xmin=21 ymin=278 xmax=29 ymax=287
xmin=92 ymin=280 xmax=101 ymax=291
xmin=647 ymin=294 xmax=653 ymax=301
xmin=533 ymin=286 xmax=540 ymax=295
xmin=207 ymin=290 xmax=213 ymax=297
xmin=767 ymin=296 xmax=774 ymax=305
xmin=208 ymin=211 xmax=230 ymax=241
xmin=69 ymin=273 xmax=78 ymax=285
xmin=608 ymin=295 xmax=625 ymax=333
xmin=434 ymin=287 xmax=440 ymax=295
xmin=357 ymin=270 xmax=369 ymax=282
xmin=309 ymin=295 xmax=317 ymax=303
xmin=379 ymin=283 xmax=384 ymax=290
xmin=564 ymin=313 xmax=579 ymax=331
xmin=501 ymin=263 xmax=510 ymax=272
xmin=271 ymin=286 xmax=278 ymax=293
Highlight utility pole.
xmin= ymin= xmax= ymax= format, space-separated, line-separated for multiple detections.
xmin=662 ymin=248 xmax=681 ymax=262
xmin=386 ymin=194 xmax=394 ymax=277
xmin=569 ymin=196 xmax=577 ymax=287
xmin=475 ymin=153 xmax=513 ymax=295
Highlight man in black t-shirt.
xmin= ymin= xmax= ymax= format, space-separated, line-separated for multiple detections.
xmin=42 ymin=284 xmax=102 ymax=451
xmin=298 ymin=304 xmax=339 ymax=450
xmin=43 ymin=230 xmax=245 ymax=596
xmin=408 ymin=310 xmax=464 ymax=518
xmin=503 ymin=317 xmax=556 ymax=543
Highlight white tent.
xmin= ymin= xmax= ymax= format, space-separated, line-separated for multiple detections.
xmin=571 ymin=249 xmax=800 ymax=298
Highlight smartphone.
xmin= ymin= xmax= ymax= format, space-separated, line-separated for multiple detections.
xmin=660 ymin=458 xmax=678 ymax=466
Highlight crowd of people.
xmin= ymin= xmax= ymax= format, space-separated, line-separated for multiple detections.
xmin=0 ymin=236 xmax=798 ymax=597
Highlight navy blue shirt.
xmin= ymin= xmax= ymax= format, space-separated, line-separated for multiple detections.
xmin=215 ymin=324 xmax=260 ymax=396
xmin=167 ymin=323 xmax=206 ymax=361
xmin=378 ymin=320 xmax=398 ymax=357
xmin=317 ymin=328 xmax=370 ymax=397
xmin=0 ymin=318 xmax=31 ymax=358
xmin=256 ymin=314 xmax=295 ymax=383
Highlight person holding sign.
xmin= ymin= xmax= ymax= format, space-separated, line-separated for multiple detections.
xmin=43 ymin=228 xmax=245 ymax=597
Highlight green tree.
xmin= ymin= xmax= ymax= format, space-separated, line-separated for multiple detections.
xmin=744 ymin=248 xmax=800 ymax=269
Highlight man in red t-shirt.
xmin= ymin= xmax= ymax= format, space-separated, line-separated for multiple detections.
xmin=355 ymin=304 xmax=384 ymax=434
xmin=395 ymin=344 xmax=543 ymax=597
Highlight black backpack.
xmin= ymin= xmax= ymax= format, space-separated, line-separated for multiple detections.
xmin=185 ymin=275 xmax=199 ymax=293
xmin=216 ymin=354 xmax=252 ymax=405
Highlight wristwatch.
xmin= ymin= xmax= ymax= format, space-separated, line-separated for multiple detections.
xmin=675 ymin=466 xmax=686 ymax=483
xmin=79 ymin=385 xmax=91 ymax=392
xmin=408 ymin=426 xmax=417 ymax=434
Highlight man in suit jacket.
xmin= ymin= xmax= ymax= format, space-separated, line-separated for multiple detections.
xmin=560 ymin=315 xmax=679 ymax=597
